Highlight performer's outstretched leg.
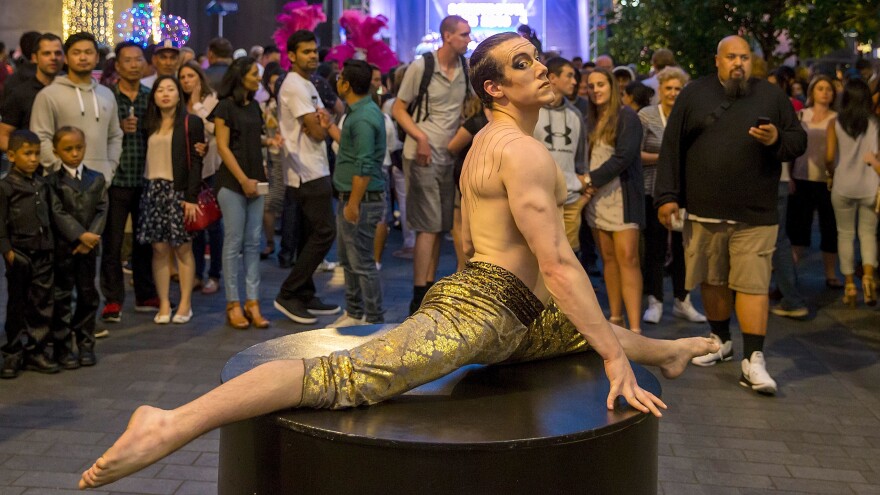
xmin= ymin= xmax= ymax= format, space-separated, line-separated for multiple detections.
xmin=80 ymin=360 xmax=306 ymax=489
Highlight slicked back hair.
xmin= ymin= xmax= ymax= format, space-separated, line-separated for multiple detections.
xmin=469 ymin=32 xmax=521 ymax=108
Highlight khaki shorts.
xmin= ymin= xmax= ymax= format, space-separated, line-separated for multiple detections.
xmin=684 ymin=220 xmax=777 ymax=295
xmin=562 ymin=200 xmax=585 ymax=251
xmin=403 ymin=157 xmax=454 ymax=233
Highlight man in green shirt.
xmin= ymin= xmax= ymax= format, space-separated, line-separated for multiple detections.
xmin=320 ymin=60 xmax=387 ymax=327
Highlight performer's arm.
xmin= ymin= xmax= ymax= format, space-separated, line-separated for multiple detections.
xmin=502 ymin=140 xmax=664 ymax=417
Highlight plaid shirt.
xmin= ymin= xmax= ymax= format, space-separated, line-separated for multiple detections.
xmin=112 ymin=83 xmax=150 ymax=188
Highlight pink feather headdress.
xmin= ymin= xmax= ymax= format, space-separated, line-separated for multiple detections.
xmin=325 ymin=10 xmax=399 ymax=73
xmin=273 ymin=1 xmax=327 ymax=70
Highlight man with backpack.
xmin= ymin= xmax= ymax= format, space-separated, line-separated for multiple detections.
xmin=392 ymin=15 xmax=472 ymax=314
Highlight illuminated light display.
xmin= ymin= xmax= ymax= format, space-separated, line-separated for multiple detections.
xmin=63 ymin=0 xmax=115 ymax=45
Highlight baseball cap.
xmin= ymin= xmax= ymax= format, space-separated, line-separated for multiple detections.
xmin=153 ymin=39 xmax=180 ymax=53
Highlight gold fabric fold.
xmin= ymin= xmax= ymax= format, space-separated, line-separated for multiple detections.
xmin=300 ymin=261 xmax=591 ymax=409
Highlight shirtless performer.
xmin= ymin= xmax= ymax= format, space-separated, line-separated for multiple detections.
xmin=79 ymin=33 xmax=716 ymax=489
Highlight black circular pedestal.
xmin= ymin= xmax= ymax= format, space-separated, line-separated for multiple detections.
xmin=218 ymin=325 xmax=660 ymax=495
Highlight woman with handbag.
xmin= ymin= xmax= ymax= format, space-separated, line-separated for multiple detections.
xmin=136 ymin=76 xmax=204 ymax=324
xmin=214 ymin=57 xmax=278 ymax=329
xmin=825 ymin=78 xmax=880 ymax=306
xmin=179 ymin=61 xmax=223 ymax=295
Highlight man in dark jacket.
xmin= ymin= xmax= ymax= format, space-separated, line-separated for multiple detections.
xmin=654 ymin=36 xmax=807 ymax=395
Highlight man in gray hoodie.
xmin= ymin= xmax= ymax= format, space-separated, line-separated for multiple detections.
xmin=29 ymin=32 xmax=122 ymax=182
xmin=533 ymin=57 xmax=588 ymax=254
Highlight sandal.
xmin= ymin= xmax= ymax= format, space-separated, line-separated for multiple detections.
xmin=843 ymin=283 xmax=858 ymax=308
xmin=244 ymin=300 xmax=271 ymax=328
xmin=863 ymin=275 xmax=877 ymax=307
xmin=226 ymin=302 xmax=250 ymax=330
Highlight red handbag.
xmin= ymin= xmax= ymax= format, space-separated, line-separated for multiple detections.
xmin=183 ymin=114 xmax=222 ymax=232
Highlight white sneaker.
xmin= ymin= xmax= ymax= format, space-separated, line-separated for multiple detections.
xmin=673 ymin=294 xmax=708 ymax=323
xmin=740 ymin=351 xmax=777 ymax=395
xmin=643 ymin=296 xmax=663 ymax=324
xmin=318 ymin=259 xmax=339 ymax=272
xmin=690 ymin=333 xmax=733 ymax=367
xmin=327 ymin=312 xmax=366 ymax=328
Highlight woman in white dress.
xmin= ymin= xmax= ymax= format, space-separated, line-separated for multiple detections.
xmin=584 ymin=68 xmax=646 ymax=332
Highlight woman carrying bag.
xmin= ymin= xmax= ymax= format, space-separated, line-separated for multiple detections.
xmin=136 ymin=76 xmax=204 ymax=324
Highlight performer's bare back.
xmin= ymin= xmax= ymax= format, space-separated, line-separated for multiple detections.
xmin=461 ymin=120 xmax=568 ymax=304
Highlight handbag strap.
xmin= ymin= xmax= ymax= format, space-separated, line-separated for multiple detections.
xmin=184 ymin=113 xmax=191 ymax=170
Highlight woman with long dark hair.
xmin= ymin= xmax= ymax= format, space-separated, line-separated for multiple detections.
xmin=584 ymin=68 xmax=645 ymax=333
xmin=825 ymin=78 xmax=880 ymax=306
xmin=214 ymin=56 xmax=276 ymax=328
xmin=179 ymin=60 xmax=223 ymax=295
xmin=136 ymin=75 xmax=204 ymax=324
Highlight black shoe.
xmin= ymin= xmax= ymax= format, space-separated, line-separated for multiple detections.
xmin=273 ymin=298 xmax=317 ymax=324
xmin=79 ymin=349 xmax=97 ymax=367
xmin=409 ymin=298 xmax=421 ymax=316
xmin=1 ymin=352 xmax=22 ymax=379
xmin=25 ymin=353 xmax=61 ymax=374
xmin=278 ymin=252 xmax=293 ymax=269
xmin=54 ymin=349 xmax=80 ymax=370
xmin=306 ymin=297 xmax=341 ymax=316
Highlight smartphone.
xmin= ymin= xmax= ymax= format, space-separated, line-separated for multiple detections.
xmin=256 ymin=182 xmax=269 ymax=195
xmin=755 ymin=116 xmax=771 ymax=127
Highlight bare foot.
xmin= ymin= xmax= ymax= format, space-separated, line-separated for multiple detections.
xmin=79 ymin=405 xmax=181 ymax=489
xmin=659 ymin=337 xmax=719 ymax=379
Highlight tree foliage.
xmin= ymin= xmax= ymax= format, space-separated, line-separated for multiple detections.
xmin=607 ymin=0 xmax=880 ymax=77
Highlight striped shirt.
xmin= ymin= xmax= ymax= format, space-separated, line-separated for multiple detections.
xmin=638 ymin=104 xmax=667 ymax=196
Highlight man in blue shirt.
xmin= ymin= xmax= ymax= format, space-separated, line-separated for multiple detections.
xmin=320 ymin=60 xmax=387 ymax=326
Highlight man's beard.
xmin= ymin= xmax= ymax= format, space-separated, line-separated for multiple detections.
xmin=723 ymin=76 xmax=750 ymax=98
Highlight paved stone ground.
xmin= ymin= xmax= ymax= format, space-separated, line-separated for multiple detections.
xmin=0 ymin=229 xmax=878 ymax=494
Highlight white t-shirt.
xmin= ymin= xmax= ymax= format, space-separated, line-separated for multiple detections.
xmin=278 ymin=71 xmax=329 ymax=187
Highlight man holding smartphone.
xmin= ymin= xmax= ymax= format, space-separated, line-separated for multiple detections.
xmin=654 ymin=35 xmax=807 ymax=395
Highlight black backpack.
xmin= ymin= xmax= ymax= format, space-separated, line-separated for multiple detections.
xmin=397 ymin=52 xmax=470 ymax=141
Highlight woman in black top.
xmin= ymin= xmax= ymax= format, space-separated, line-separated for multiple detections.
xmin=214 ymin=56 xmax=276 ymax=329
xmin=136 ymin=76 xmax=204 ymax=325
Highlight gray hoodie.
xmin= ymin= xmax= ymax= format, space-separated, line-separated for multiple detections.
xmin=534 ymin=99 xmax=587 ymax=205
xmin=29 ymin=75 xmax=123 ymax=182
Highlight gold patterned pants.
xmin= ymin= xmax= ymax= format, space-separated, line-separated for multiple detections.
xmin=299 ymin=262 xmax=591 ymax=409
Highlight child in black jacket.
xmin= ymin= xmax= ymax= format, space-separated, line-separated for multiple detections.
xmin=49 ymin=126 xmax=107 ymax=368
xmin=0 ymin=130 xmax=57 ymax=378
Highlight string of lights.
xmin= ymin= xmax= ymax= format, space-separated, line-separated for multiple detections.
xmin=62 ymin=0 xmax=115 ymax=45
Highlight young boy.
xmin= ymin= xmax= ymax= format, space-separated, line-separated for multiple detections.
xmin=0 ymin=130 xmax=58 ymax=379
xmin=49 ymin=126 xmax=107 ymax=368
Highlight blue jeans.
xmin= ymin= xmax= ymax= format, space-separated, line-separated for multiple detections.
xmin=217 ymin=187 xmax=264 ymax=302
xmin=773 ymin=181 xmax=806 ymax=309
xmin=337 ymin=197 xmax=385 ymax=323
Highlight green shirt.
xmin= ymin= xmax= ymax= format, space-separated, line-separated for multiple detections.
xmin=332 ymin=97 xmax=386 ymax=193
xmin=112 ymin=83 xmax=150 ymax=188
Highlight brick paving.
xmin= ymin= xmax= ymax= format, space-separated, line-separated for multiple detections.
xmin=1 ymin=229 xmax=879 ymax=494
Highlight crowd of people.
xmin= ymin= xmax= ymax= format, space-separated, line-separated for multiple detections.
xmin=0 ymin=18 xmax=878 ymax=402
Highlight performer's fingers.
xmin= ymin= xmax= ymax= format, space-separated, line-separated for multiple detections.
xmin=636 ymin=391 xmax=662 ymax=418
